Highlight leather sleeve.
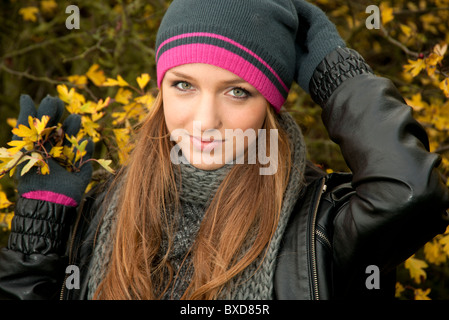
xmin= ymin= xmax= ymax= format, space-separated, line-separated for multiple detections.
xmin=311 ymin=47 xmax=449 ymax=296
xmin=0 ymin=198 xmax=76 ymax=299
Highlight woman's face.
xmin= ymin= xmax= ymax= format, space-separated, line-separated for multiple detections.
xmin=162 ymin=63 xmax=268 ymax=170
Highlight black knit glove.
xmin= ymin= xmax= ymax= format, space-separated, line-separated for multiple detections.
xmin=15 ymin=94 xmax=93 ymax=207
xmin=292 ymin=0 xmax=346 ymax=93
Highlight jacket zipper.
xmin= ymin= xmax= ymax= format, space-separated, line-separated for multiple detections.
xmin=59 ymin=198 xmax=85 ymax=300
xmin=310 ymin=178 xmax=327 ymax=300
xmin=315 ymin=229 xmax=332 ymax=250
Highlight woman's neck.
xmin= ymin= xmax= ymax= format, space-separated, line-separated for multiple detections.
xmin=173 ymin=155 xmax=234 ymax=206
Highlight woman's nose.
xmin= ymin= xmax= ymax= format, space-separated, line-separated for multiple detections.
xmin=193 ymin=92 xmax=222 ymax=133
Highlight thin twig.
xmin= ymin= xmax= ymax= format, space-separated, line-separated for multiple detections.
xmin=435 ymin=145 xmax=449 ymax=154
xmin=0 ymin=63 xmax=72 ymax=86
xmin=1 ymin=33 xmax=81 ymax=60
xmin=0 ymin=62 xmax=100 ymax=102
xmin=379 ymin=25 xmax=420 ymax=58
xmin=62 ymin=37 xmax=106 ymax=63
xmin=435 ymin=69 xmax=449 ymax=78
xmin=81 ymin=85 xmax=100 ymax=103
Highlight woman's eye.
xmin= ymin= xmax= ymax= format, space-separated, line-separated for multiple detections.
xmin=229 ymin=87 xmax=250 ymax=99
xmin=175 ymin=81 xmax=192 ymax=90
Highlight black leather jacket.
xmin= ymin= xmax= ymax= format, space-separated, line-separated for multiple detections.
xmin=1 ymin=48 xmax=448 ymax=300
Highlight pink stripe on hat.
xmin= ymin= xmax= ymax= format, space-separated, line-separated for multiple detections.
xmin=22 ymin=190 xmax=78 ymax=207
xmin=156 ymin=32 xmax=289 ymax=93
xmin=157 ymin=43 xmax=285 ymax=111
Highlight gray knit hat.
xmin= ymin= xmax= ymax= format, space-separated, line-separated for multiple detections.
xmin=155 ymin=0 xmax=345 ymax=112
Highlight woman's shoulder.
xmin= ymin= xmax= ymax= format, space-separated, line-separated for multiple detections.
xmin=290 ymin=161 xmax=354 ymax=238
xmin=303 ymin=160 xmax=353 ymax=193
xmin=303 ymin=160 xmax=326 ymax=185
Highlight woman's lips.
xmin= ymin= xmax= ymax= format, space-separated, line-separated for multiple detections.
xmin=190 ymin=136 xmax=225 ymax=152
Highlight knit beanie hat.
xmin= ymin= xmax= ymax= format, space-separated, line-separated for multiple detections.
xmin=155 ymin=0 xmax=345 ymax=112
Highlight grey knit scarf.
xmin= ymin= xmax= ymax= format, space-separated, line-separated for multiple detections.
xmin=87 ymin=109 xmax=306 ymax=300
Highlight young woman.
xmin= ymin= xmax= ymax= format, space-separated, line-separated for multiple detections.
xmin=1 ymin=0 xmax=449 ymax=300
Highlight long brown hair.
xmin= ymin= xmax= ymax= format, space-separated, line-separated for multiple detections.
xmin=94 ymin=90 xmax=292 ymax=300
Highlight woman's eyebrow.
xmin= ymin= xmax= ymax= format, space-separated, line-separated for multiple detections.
xmin=168 ymin=71 xmax=194 ymax=80
xmin=168 ymin=71 xmax=247 ymax=85
xmin=221 ymin=78 xmax=248 ymax=85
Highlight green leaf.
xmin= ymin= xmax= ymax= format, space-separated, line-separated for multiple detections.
xmin=20 ymin=157 xmax=39 ymax=176
xmin=96 ymin=159 xmax=114 ymax=174
xmin=77 ymin=140 xmax=88 ymax=154
xmin=65 ymin=135 xmax=80 ymax=148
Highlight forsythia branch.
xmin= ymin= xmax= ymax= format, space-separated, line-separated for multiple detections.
xmin=62 ymin=37 xmax=108 ymax=63
xmin=435 ymin=145 xmax=449 ymax=155
xmin=0 ymin=63 xmax=100 ymax=102
xmin=1 ymin=33 xmax=81 ymax=60
xmin=0 ymin=63 xmax=72 ymax=86
xmin=379 ymin=25 xmax=420 ymax=58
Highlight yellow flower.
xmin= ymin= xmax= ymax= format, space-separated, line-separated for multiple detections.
xmin=424 ymin=240 xmax=446 ymax=265
xmin=0 ymin=191 xmax=13 ymax=210
xmin=113 ymin=128 xmax=133 ymax=164
xmin=399 ymin=24 xmax=412 ymax=38
xmin=19 ymin=7 xmax=39 ymax=22
xmin=414 ymin=288 xmax=431 ymax=300
xmin=115 ymin=88 xmax=133 ymax=105
xmin=440 ymin=78 xmax=449 ymax=98
xmin=380 ymin=3 xmax=394 ymax=25
xmin=9 ymin=116 xmax=52 ymax=154
xmin=134 ymin=94 xmax=155 ymax=111
xmin=57 ymin=84 xmax=87 ymax=114
xmin=395 ymin=282 xmax=405 ymax=298
xmin=40 ymin=0 xmax=57 ymax=14
xmin=0 ymin=213 xmax=14 ymax=231
xmin=81 ymin=116 xmax=101 ymax=142
xmin=403 ymin=59 xmax=426 ymax=77
xmin=425 ymin=53 xmax=444 ymax=76
xmin=7 ymin=118 xmax=17 ymax=128
xmin=102 ymin=75 xmax=129 ymax=87
xmin=405 ymin=93 xmax=428 ymax=112
xmin=67 ymin=75 xmax=88 ymax=88
xmin=136 ymin=73 xmax=151 ymax=90
xmin=86 ymin=64 xmax=106 ymax=86
xmin=405 ymin=255 xmax=428 ymax=284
